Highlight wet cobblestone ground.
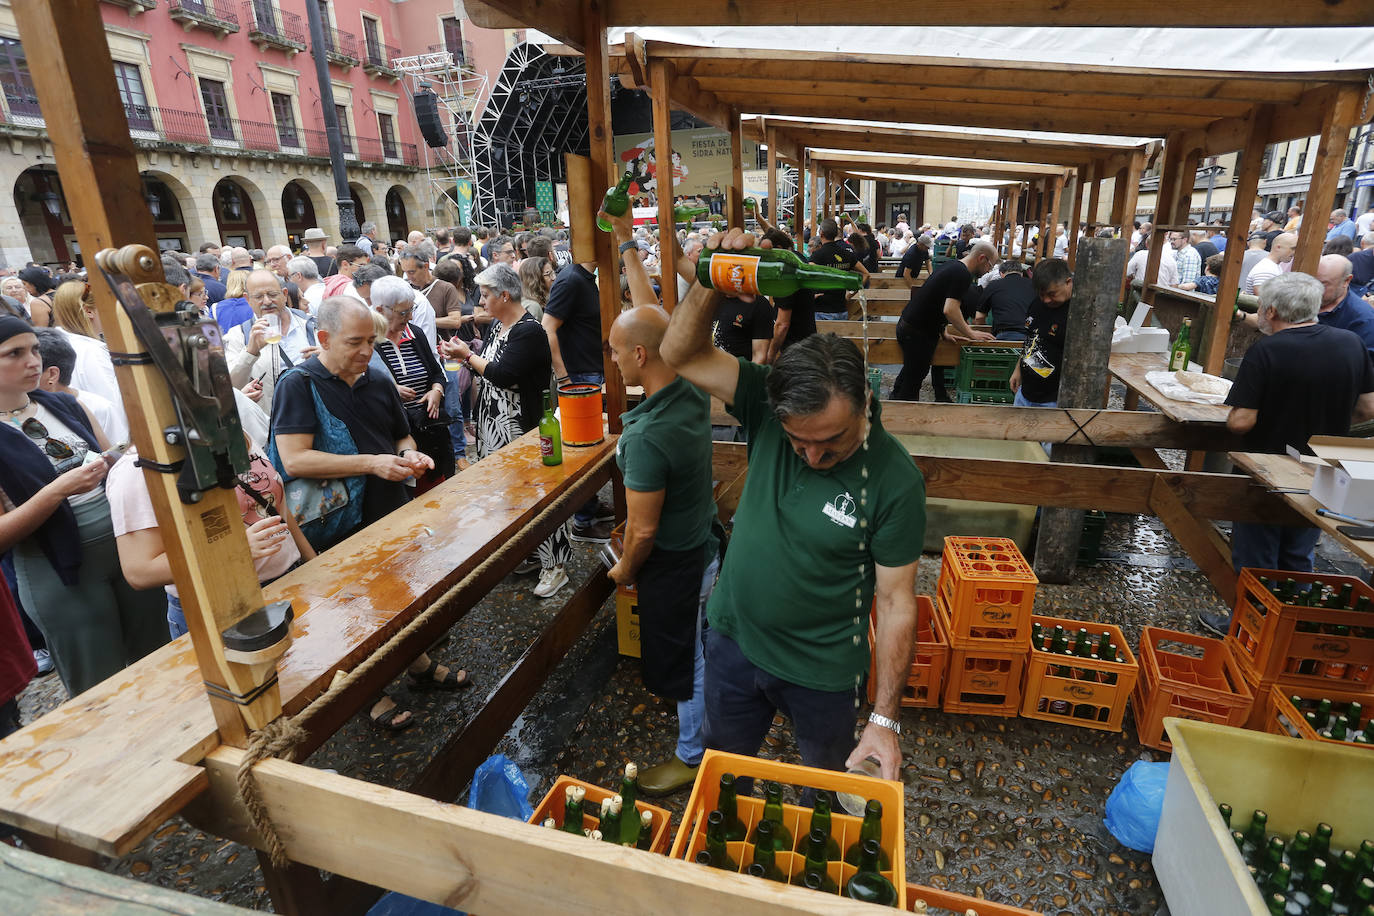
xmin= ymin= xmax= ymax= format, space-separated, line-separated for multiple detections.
xmin=15 ymin=391 xmax=1368 ymax=914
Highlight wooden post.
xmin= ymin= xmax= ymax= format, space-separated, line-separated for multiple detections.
xmin=581 ymin=5 xmax=625 ymax=432
xmin=728 ymin=113 xmax=745 ymax=227
xmin=1201 ymin=107 xmax=1272 ymax=376
xmin=1014 ymin=183 xmax=1027 ymax=257
xmin=1142 ymin=135 xmax=1186 ymax=307
xmin=992 ymin=191 xmax=1005 ymax=254
xmin=1084 ymin=159 xmax=1102 ymax=229
xmin=13 ymin=0 xmax=286 ymax=746
xmin=1293 ymin=87 xmax=1361 ymax=276
xmin=1038 ymin=179 xmax=1052 ymax=260
xmin=1033 ymin=237 xmax=1130 ymax=583
xmin=649 ymin=58 xmax=676 ymax=311
xmin=1066 ymin=169 xmax=1084 ymax=269
xmin=809 ymin=160 xmax=820 ymax=245
xmin=766 ymin=124 xmax=778 ymax=234
xmin=1046 ymin=174 xmax=1065 ymax=262
xmin=793 ymin=150 xmax=806 ymax=246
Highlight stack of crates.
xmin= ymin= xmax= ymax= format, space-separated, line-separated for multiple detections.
xmin=954 ymin=345 xmax=1020 ymax=405
xmin=1020 ymin=613 xmax=1139 ymax=732
xmin=934 ymin=537 xmax=1037 ymax=716
xmin=1225 ymin=568 xmax=1374 ymax=729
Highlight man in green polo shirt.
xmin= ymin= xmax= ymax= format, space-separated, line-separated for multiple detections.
xmin=607 ymin=305 xmax=721 ymax=795
xmin=661 ymin=228 xmax=926 ymax=781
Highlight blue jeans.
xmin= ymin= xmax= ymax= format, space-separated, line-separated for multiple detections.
xmin=566 ymin=372 xmax=605 ymax=526
xmin=815 ymin=311 xmax=848 ymax=321
xmin=1230 ymin=522 xmax=1320 ymax=575
xmin=702 ymin=628 xmax=860 ymax=785
xmin=166 ymin=592 xmax=188 ymax=639
xmin=445 ymin=366 xmax=466 ymax=458
xmin=995 ymin=331 xmax=1028 ymax=342
xmin=676 ymin=554 xmax=720 ymax=766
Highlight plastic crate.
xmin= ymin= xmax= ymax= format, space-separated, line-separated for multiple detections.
xmin=905 ymin=884 xmax=1043 ymax=914
xmin=1262 ymin=683 xmax=1374 ymax=750
xmin=1226 ymin=568 xmax=1374 ymax=692
xmin=956 ymin=389 xmax=1016 ymax=404
xmin=941 ymin=640 xmax=1027 ymax=717
xmin=954 ymin=345 xmax=1021 ymax=394
xmin=1020 ymin=614 xmax=1138 ymax=732
xmin=936 ymin=537 xmax=1037 ymax=648
xmin=867 ymin=595 xmax=949 ymax=708
xmin=668 ymin=750 xmax=905 ymax=907
xmin=528 ymin=774 xmax=673 ymax=854
xmin=1130 ymin=627 xmax=1255 ymax=752
xmin=610 ymin=525 xmax=641 ymax=657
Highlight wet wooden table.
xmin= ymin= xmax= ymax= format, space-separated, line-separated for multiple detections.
xmin=1229 ymin=451 xmax=1374 ymax=568
xmin=1110 ymin=352 xmax=1230 ymax=470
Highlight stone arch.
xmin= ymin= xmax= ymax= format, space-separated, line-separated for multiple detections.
xmin=14 ymin=165 xmax=74 ymax=266
xmin=281 ymin=177 xmax=331 ymax=249
xmin=212 ymin=175 xmax=271 ymax=250
xmin=385 ymin=184 xmax=420 ymax=243
xmin=141 ymin=168 xmax=210 ymax=251
xmin=348 ymin=181 xmax=377 ymax=233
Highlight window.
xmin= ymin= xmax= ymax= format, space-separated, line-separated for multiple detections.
xmin=316 ymin=0 xmax=335 ymax=50
xmin=362 ymin=16 xmax=382 ymax=64
xmin=441 ymin=16 xmax=462 ymax=65
xmin=114 ymin=61 xmax=153 ymax=130
xmin=335 ymin=103 xmax=352 ymax=152
xmin=378 ymin=113 xmax=397 ymax=158
xmin=251 ymin=0 xmax=278 ymax=35
xmin=0 ymin=37 xmax=39 ymax=118
xmin=199 ymin=77 xmax=234 ymax=141
xmin=271 ymin=92 xmax=298 ymax=147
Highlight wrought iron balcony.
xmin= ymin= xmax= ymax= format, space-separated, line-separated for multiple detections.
xmin=167 ymin=0 xmax=240 ymax=37
xmin=363 ymin=39 xmax=400 ymax=77
xmin=101 ymin=0 xmax=157 ymax=13
xmin=317 ymin=26 xmax=360 ymax=69
xmin=426 ymin=41 xmax=471 ymax=69
xmin=243 ymin=1 xmax=305 ymax=54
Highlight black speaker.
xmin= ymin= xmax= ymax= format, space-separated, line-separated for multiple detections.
xmin=414 ymin=90 xmax=447 ymax=148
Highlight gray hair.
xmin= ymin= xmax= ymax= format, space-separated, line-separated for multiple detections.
xmin=34 ymin=327 xmax=76 ymax=386
xmin=360 ymin=221 xmax=377 ymax=235
xmin=194 ymin=252 xmax=219 ymax=273
xmin=1260 ymin=272 xmax=1322 ymax=324
xmin=370 ymin=274 xmax=415 ymax=310
xmin=317 ymin=296 xmax=371 ymax=335
xmin=352 ymin=264 xmax=389 ymax=287
xmin=1363 ymin=231 xmax=1374 ymax=247
xmin=765 ymin=333 xmax=867 ymax=421
xmin=1332 ymin=209 xmax=1348 ymax=221
xmin=161 ymin=257 xmax=190 ymax=289
xmin=286 ymin=256 xmax=318 ymax=280
xmin=397 ymin=244 xmax=429 ymax=265
xmin=474 ymin=262 xmax=522 ymax=300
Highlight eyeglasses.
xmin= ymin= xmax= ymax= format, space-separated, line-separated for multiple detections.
xmin=384 ymin=305 xmax=414 ymax=317
xmin=20 ymin=417 xmax=75 ymax=460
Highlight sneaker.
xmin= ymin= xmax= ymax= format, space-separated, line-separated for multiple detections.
xmin=588 ymin=500 xmax=615 ymax=524
xmin=33 ymin=648 xmax=53 ymax=676
xmin=514 ymin=555 xmax=541 ymax=575
xmin=533 ymin=565 xmax=569 ymax=599
xmin=569 ymin=519 xmax=613 ymax=544
xmin=1197 ymin=612 xmax=1231 ymax=638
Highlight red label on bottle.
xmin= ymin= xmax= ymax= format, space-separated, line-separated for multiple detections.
xmin=540 ymin=435 xmax=554 ymax=456
xmin=709 ymin=253 xmax=760 ymax=296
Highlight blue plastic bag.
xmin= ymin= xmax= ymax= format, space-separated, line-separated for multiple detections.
xmin=1103 ymin=759 xmax=1170 ymax=853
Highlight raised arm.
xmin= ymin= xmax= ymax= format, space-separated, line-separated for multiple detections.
xmin=603 ymin=208 xmax=659 ymax=308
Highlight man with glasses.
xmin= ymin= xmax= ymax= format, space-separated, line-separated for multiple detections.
xmin=488 ymin=236 xmax=517 ymax=266
xmin=222 ymin=269 xmax=316 ymax=411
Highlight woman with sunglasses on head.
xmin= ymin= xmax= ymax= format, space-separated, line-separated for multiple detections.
xmin=0 ymin=316 xmax=166 ymax=697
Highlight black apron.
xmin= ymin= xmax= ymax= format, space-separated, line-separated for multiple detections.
xmin=636 ymin=542 xmax=709 ymax=701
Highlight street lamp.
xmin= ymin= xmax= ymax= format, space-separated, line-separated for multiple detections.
xmin=1198 ymin=161 xmax=1227 ymax=224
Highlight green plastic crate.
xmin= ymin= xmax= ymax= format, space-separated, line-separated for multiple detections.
xmin=955 ymin=346 xmax=1021 ymax=394
xmin=956 ymin=389 xmax=1015 ymax=404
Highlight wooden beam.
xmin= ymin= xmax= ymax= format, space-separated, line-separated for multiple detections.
xmin=773 ymin=126 xmax=1134 ymax=167
xmin=1149 ymin=476 xmax=1237 ymax=605
xmin=1115 ymin=150 xmax=1146 ymax=304
xmin=466 ymin=0 xmax=585 ymax=51
xmin=1293 ymin=86 xmax=1362 ymax=276
xmin=1045 ymin=174 xmax=1065 ymax=261
xmin=1142 ymin=135 xmax=1189 ymax=308
xmin=615 ymin=44 xmax=733 ymax=132
xmin=1084 ymin=159 xmax=1103 ymax=228
xmin=199 ymin=749 xmax=891 ymax=916
xmin=810 ymin=152 xmax=1064 ymax=179
xmin=729 ymin=115 xmax=745 ymax=226
xmin=649 ymin=57 xmax=677 ymax=311
xmin=1066 ymin=170 xmax=1084 ymax=269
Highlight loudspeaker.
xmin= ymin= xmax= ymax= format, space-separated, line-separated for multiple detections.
xmin=414 ymin=90 xmax=447 ymax=148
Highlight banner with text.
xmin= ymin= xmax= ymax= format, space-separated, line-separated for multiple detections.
xmin=614 ymin=128 xmax=759 ymax=199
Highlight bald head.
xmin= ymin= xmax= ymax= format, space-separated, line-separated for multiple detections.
xmin=965 ymin=240 xmax=999 ymax=278
xmin=611 ymin=305 xmax=668 ymax=356
xmin=609 ymin=305 xmax=670 ymax=388
xmin=1270 ymin=232 xmax=1298 ymax=262
xmin=1317 ymin=253 xmax=1355 ymax=309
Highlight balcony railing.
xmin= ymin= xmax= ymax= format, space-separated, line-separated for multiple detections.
xmin=243 ymin=1 xmax=305 ymax=53
xmin=102 ymin=0 xmax=158 ymax=12
xmin=364 ymin=39 xmax=400 ymax=76
xmin=167 ymin=0 xmax=240 ymax=36
xmin=317 ymin=26 xmax=360 ymax=67
xmin=426 ymin=41 xmax=469 ymax=69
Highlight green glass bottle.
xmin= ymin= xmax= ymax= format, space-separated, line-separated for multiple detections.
xmin=743 ymin=197 xmax=757 ymax=211
xmin=560 ymin=785 xmax=585 ymax=835
xmin=1313 ymin=822 xmax=1334 ymax=860
xmin=1265 ymin=892 xmax=1287 ymax=916
xmin=844 ymin=799 xmax=891 ymax=869
xmin=749 ymin=821 xmax=788 ymax=882
xmin=695 ymin=849 xmax=713 ymax=867
xmin=618 ymin=763 xmax=640 ymax=844
xmin=792 ymin=827 xmax=839 ymax=892
xmin=597 ymin=169 xmax=635 ymax=232
xmin=807 ymin=792 xmax=841 ymax=860
xmin=1356 ymin=839 xmax=1374 ymax=877
xmin=703 ymin=810 xmax=739 ymax=871
xmin=1259 ymin=836 xmax=1286 ymax=877
xmin=541 ymin=816 xmax=556 ymax=828
xmin=1355 ymin=876 xmax=1374 ymax=907
xmin=1243 ymin=810 xmax=1269 ymax=851
xmin=1306 ymin=857 xmax=1328 ymax=893
xmin=1218 ymin=803 xmax=1233 ymax=829
xmin=1231 ymin=830 xmax=1247 ymax=854
xmin=715 ymin=773 xmax=748 ymax=842
xmin=1310 ymin=883 xmax=1336 ymax=916
xmin=1263 ymin=862 xmax=1291 ymax=897
xmin=750 ymin=781 xmax=792 ymax=851
xmin=635 ymin=809 xmax=654 ymax=850
xmin=539 ymin=391 xmax=562 ymax=466
xmin=1289 ymin=829 xmax=1313 ymax=873
xmin=746 ymin=862 xmax=767 ymax=879
xmin=600 ymin=796 xmax=622 ymax=843
xmin=1168 ymin=318 xmax=1193 ymax=372
xmin=1334 ymin=849 xmax=1359 ymax=893
xmin=697 ymin=246 xmax=863 ymax=299
xmin=843 ymin=838 xmax=898 ymax=906
xmin=674 ymin=204 xmax=709 ymax=224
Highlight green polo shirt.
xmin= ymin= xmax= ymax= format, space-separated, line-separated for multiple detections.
xmin=616 ymin=376 xmax=718 ymax=555
xmin=707 ymin=359 xmax=926 ymax=692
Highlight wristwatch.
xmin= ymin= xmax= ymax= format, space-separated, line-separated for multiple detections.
xmin=867 ymin=712 xmax=902 ymax=735
xmin=618 ymin=239 xmax=638 ymax=255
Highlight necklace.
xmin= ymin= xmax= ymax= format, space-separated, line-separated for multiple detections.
xmin=0 ymin=398 xmax=31 ymax=419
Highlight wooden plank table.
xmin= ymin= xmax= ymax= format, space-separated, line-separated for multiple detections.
xmin=0 ymin=429 xmax=617 ymax=857
xmin=1228 ymin=451 xmax=1374 ymax=568
xmin=1109 ymin=352 xmax=1230 ymax=470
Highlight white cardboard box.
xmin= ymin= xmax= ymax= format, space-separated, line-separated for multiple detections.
xmin=1299 ymin=436 xmax=1374 ymax=521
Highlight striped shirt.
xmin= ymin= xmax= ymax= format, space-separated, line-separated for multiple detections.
xmin=376 ymin=325 xmax=429 ymax=407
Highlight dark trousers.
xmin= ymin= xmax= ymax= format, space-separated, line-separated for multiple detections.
xmin=1230 ymin=522 xmax=1321 ymax=575
xmin=891 ymin=320 xmax=948 ymax=402
xmin=703 ymin=629 xmax=859 ymax=793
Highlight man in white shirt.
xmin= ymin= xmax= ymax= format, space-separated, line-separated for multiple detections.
xmin=34 ymin=328 xmax=129 ymax=446
xmin=221 ymin=269 xmax=316 ymax=411
xmin=1356 ymin=205 xmax=1374 ymax=237
xmin=1244 ymin=232 xmax=1296 ymax=296
xmin=1126 ymin=244 xmax=1179 ymax=289
xmin=1169 ymin=231 xmax=1202 ymax=287
xmin=287 ymin=256 xmax=324 ymax=315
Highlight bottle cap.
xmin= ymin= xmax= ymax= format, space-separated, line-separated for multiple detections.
xmin=625 ymin=762 xmax=637 ymax=780
xmin=641 ymin=810 xmax=653 ymax=826
xmin=589 ymin=829 xmax=603 ymax=841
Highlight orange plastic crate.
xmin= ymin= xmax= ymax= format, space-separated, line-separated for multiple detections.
xmin=1130 ymin=627 xmax=1255 ymax=752
xmin=867 ymin=595 xmax=950 ymax=709
xmin=528 ymin=774 xmax=673 ymax=854
xmin=669 ymin=750 xmax=905 ymax=907
xmin=1019 ymin=614 xmax=1139 ymax=732
xmin=905 ymin=883 xmax=1044 ymax=914
xmin=1262 ymin=683 xmax=1374 ymax=750
xmin=937 ymin=536 xmax=1037 ymax=648
xmin=941 ymin=641 xmax=1026 ymax=717
xmin=1226 ymin=568 xmax=1374 ymax=693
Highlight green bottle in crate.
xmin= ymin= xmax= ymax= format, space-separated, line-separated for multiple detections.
xmin=843 ymin=799 xmax=890 ymax=869
xmin=715 ymin=773 xmax=748 ymax=841
xmin=703 ymin=810 xmax=739 ymax=871
xmin=843 ymin=839 xmax=898 ymax=906
xmin=807 ymin=792 xmax=842 ymax=860
xmin=1243 ymin=809 xmax=1270 ymax=853
xmin=635 ymin=810 xmax=654 ymax=850
xmin=749 ymin=822 xmax=788 ymax=882
xmin=792 ymin=827 xmax=839 ymax=892
xmin=600 ymin=796 xmax=622 ymax=843
xmin=1265 ymin=892 xmax=1287 ymax=915
xmin=618 ymin=763 xmax=641 ymax=845
xmin=749 ymin=781 xmax=792 ymax=851
xmin=560 ymin=785 xmax=585 ymax=835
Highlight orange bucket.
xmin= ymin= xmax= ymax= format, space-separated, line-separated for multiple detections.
xmin=557 ymin=382 xmax=604 ymax=446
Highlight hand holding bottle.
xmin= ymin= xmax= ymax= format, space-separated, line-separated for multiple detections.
xmin=846 ymin=721 xmax=901 ymax=781
xmin=598 ymin=207 xmax=634 ymax=242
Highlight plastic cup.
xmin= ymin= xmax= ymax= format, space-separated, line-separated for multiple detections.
xmin=597 ymin=541 xmax=620 ymax=570
xmin=263 ymin=312 xmax=282 ymax=344
xmin=443 ymin=356 xmax=462 ymax=372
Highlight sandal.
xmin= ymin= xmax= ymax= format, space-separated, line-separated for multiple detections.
xmin=408 ymin=659 xmax=473 ymax=690
xmin=369 ymin=697 xmax=415 ymax=731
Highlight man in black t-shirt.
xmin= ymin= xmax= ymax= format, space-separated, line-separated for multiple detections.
xmin=808 ymin=218 xmax=868 ymax=320
xmin=1009 ymin=259 xmax=1074 ymax=408
xmin=892 ymin=242 xmax=997 ymax=401
xmin=896 ymin=236 xmax=930 ymax=287
xmin=542 ymin=261 xmax=603 ymax=383
xmin=1198 ymin=272 xmax=1374 ymax=634
xmin=712 ymin=296 xmax=774 ymax=363
xmin=975 ymin=262 xmax=1035 ymax=341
